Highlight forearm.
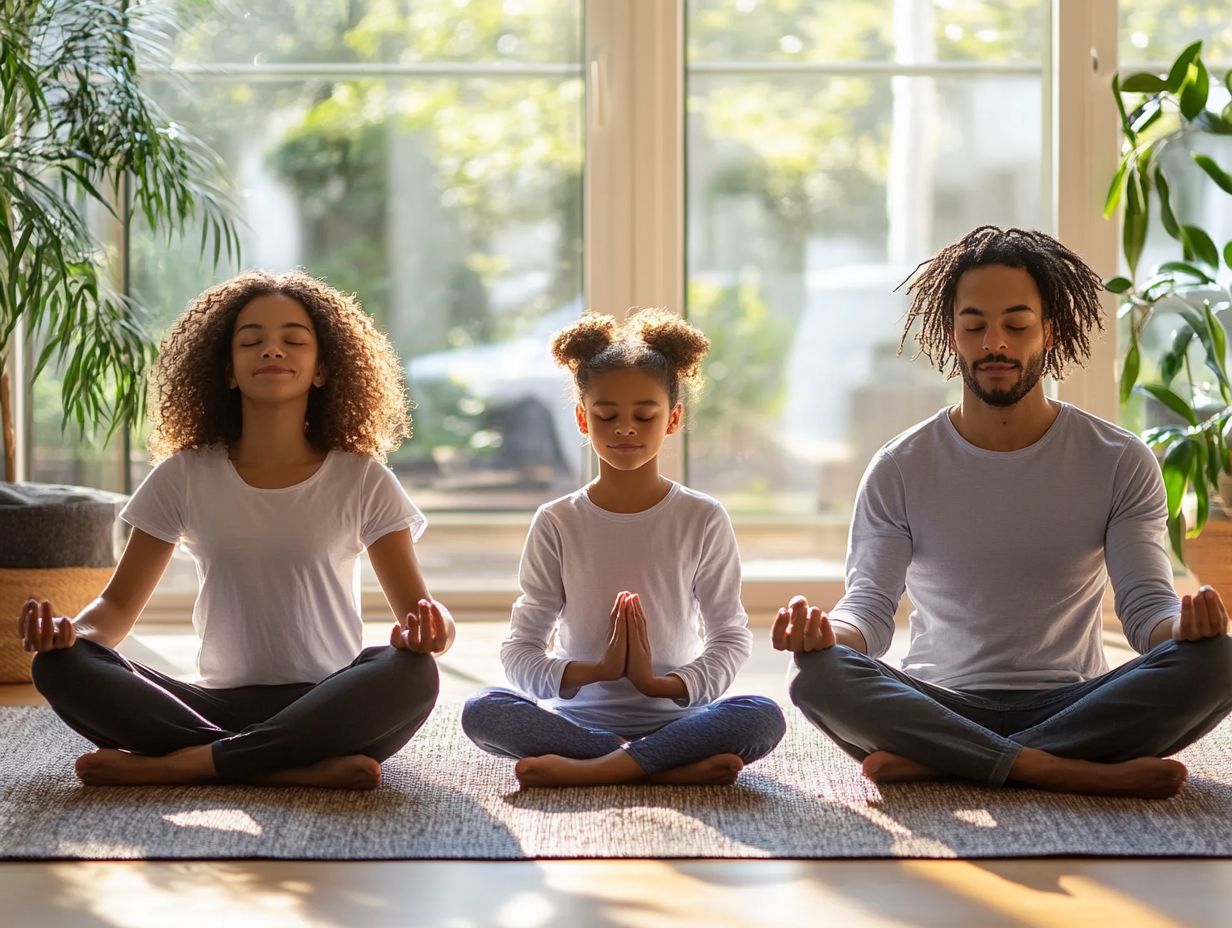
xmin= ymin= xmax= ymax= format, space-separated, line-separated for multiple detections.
xmin=559 ymin=659 xmax=616 ymax=698
xmin=831 ymin=619 xmax=869 ymax=653
xmin=71 ymin=598 xmax=136 ymax=649
xmin=632 ymin=672 xmax=688 ymax=700
xmin=1148 ymin=617 xmax=1175 ymax=649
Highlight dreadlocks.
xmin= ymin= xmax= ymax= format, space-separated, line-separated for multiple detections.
xmin=897 ymin=225 xmax=1106 ymax=380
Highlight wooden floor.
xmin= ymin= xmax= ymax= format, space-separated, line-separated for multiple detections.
xmin=3 ymin=622 xmax=1230 ymax=928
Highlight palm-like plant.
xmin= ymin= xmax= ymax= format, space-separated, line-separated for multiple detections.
xmin=1106 ymin=40 xmax=1232 ymax=560
xmin=0 ymin=0 xmax=240 ymax=481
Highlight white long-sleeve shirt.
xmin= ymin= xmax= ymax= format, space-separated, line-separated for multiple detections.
xmin=501 ymin=482 xmax=753 ymax=736
xmin=832 ymin=404 xmax=1180 ymax=691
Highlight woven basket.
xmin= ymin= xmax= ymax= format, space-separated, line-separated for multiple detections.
xmin=0 ymin=567 xmax=113 ymax=684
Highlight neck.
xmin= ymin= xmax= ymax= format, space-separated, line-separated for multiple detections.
xmin=949 ymin=386 xmax=1060 ymax=452
xmin=229 ymin=397 xmax=319 ymax=465
xmin=587 ymin=458 xmax=672 ymax=513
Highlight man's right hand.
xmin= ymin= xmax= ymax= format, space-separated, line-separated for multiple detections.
xmin=771 ymin=595 xmax=837 ymax=653
xmin=17 ymin=599 xmax=77 ymax=653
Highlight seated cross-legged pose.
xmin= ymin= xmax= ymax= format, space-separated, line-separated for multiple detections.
xmin=462 ymin=309 xmax=785 ymax=787
xmin=776 ymin=225 xmax=1231 ymax=800
xmin=18 ymin=271 xmax=455 ymax=790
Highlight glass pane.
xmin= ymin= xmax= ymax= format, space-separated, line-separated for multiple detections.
xmin=686 ymin=2 xmax=1043 ymax=576
xmin=688 ymin=0 xmax=1042 ymax=64
xmin=174 ymin=0 xmax=582 ymax=66
xmin=26 ymin=3 xmax=583 ymax=591
xmin=1115 ymin=6 xmax=1232 ymax=436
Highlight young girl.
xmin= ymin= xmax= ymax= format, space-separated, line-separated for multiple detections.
xmin=17 ymin=270 xmax=454 ymax=790
xmin=461 ymin=309 xmax=785 ymax=787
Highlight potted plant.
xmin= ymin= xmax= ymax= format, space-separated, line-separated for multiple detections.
xmin=1105 ymin=40 xmax=1232 ymax=581
xmin=0 ymin=0 xmax=240 ymax=680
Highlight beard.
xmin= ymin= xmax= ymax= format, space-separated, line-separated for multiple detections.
xmin=957 ymin=349 xmax=1047 ymax=408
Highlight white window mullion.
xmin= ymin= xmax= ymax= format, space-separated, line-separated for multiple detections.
xmin=584 ymin=0 xmax=686 ymax=480
xmin=1051 ymin=0 xmax=1120 ymax=422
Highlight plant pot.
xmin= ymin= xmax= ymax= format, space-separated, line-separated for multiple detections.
xmin=1181 ymin=497 xmax=1232 ymax=595
xmin=0 ymin=483 xmax=123 ymax=684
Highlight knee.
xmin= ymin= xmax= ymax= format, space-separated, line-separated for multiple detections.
xmin=1173 ymin=634 xmax=1232 ymax=695
xmin=460 ymin=687 xmax=519 ymax=739
xmin=787 ymin=645 xmax=866 ymax=710
xmin=30 ymin=641 xmax=98 ymax=700
xmin=376 ymin=647 xmax=440 ymax=711
xmin=745 ymin=696 xmax=787 ymax=751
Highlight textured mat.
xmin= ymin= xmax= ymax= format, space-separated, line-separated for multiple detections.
xmin=2 ymin=705 xmax=1229 ymax=860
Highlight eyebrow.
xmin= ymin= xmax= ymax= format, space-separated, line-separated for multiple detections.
xmin=957 ymin=305 xmax=1036 ymax=317
xmin=592 ymin=399 xmax=662 ymax=407
xmin=235 ymin=322 xmax=314 ymax=334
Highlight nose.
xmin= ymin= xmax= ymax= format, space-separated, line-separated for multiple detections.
xmin=614 ymin=418 xmax=637 ymax=436
xmin=261 ymin=342 xmax=286 ymax=359
xmin=982 ymin=327 xmax=1008 ymax=352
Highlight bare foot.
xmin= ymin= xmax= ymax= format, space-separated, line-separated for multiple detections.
xmin=645 ymin=754 xmax=744 ymax=786
xmin=75 ymin=747 xmax=215 ymax=786
xmin=255 ymin=755 xmax=382 ymax=790
xmin=862 ymin=751 xmax=942 ymax=784
xmin=1013 ymin=751 xmax=1187 ymax=800
xmin=515 ymin=754 xmax=629 ymax=787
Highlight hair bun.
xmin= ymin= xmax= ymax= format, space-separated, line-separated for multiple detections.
xmin=551 ymin=313 xmax=617 ymax=371
xmin=629 ymin=307 xmax=710 ymax=381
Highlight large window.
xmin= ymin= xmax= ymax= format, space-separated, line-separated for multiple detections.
xmin=23 ymin=1 xmax=1232 ymax=606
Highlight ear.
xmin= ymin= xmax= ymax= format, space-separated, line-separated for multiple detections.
xmin=666 ymin=403 xmax=683 ymax=435
xmin=1043 ymin=318 xmax=1055 ymax=352
xmin=313 ymin=365 xmax=327 ymax=388
xmin=574 ymin=403 xmax=588 ymax=435
xmin=226 ymin=365 xmax=238 ymax=390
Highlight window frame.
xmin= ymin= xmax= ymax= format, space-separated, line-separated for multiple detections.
xmin=18 ymin=0 xmax=1125 ymax=616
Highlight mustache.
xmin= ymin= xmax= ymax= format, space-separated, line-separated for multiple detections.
xmin=973 ymin=354 xmax=1021 ymax=370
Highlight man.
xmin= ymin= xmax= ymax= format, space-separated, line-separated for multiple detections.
xmin=776 ymin=225 xmax=1231 ymax=799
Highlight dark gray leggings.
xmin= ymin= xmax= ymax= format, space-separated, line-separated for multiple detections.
xmin=31 ymin=638 xmax=439 ymax=782
xmin=789 ymin=636 xmax=1232 ymax=786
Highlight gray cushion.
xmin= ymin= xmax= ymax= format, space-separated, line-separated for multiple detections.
xmin=0 ymin=483 xmax=126 ymax=569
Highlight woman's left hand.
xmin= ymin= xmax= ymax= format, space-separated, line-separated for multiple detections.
xmin=391 ymin=598 xmax=455 ymax=654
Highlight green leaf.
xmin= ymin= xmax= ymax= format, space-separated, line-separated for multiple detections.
xmin=1137 ymin=383 xmax=1200 ymax=426
xmin=1121 ymin=340 xmax=1141 ymax=404
xmin=1193 ymin=154 xmax=1232 ymax=193
xmin=1105 ymin=276 xmax=1133 ymax=294
xmin=1205 ymin=304 xmax=1231 ymax=403
xmin=1226 ymin=239 xmax=1232 ymax=271
xmin=1181 ymin=225 xmax=1220 ymax=268
xmin=1111 ymin=74 xmax=1138 ymax=146
xmin=1192 ymin=454 xmax=1210 ymax=536
xmin=1160 ymin=328 xmax=1195 ymax=386
xmin=1169 ymin=512 xmax=1186 ymax=562
xmin=1122 ymin=73 xmax=1169 ymax=94
xmin=1155 ymin=169 xmax=1182 ymax=240
xmin=1162 ymin=438 xmax=1196 ymax=520
xmin=1104 ymin=157 xmax=1129 ymax=217
xmin=1180 ymin=58 xmax=1211 ymax=121
xmin=1124 ymin=169 xmax=1149 ymax=275
xmin=1167 ymin=41 xmax=1204 ymax=92
xmin=1155 ymin=261 xmax=1214 ymax=283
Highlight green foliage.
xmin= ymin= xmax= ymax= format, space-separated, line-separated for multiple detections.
xmin=0 ymin=0 xmax=240 ymax=462
xmin=1108 ymin=40 xmax=1232 ymax=560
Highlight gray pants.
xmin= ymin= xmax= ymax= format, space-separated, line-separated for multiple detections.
xmin=32 ymin=638 xmax=439 ymax=781
xmin=789 ymin=637 xmax=1232 ymax=786
xmin=461 ymin=687 xmax=786 ymax=776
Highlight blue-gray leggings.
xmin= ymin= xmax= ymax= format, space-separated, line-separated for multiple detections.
xmin=789 ymin=636 xmax=1232 ymax=786
xmin=461 ymin=687 xmax=786 ymax=776
xmin=31 ymin=637 xmax=439 ymax=782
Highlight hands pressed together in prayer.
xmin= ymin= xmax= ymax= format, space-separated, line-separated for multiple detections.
xmin=581 ymin=590 xmax=685 ymax=700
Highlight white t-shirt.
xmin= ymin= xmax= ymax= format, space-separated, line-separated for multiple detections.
xmin=120 ymin=446 xmax=425 ymax=688
xmin=832 ymin=404 xmax=1180 ymax=690
xmin=501 ymin=482 xmax=753 ymax=737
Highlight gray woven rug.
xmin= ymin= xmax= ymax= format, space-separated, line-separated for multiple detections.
xmin=2 ymin=705 xmax=1229 ymax=860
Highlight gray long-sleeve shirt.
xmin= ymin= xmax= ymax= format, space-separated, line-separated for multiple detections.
xmin=831 ymin=404 xmax=1181 ymax=690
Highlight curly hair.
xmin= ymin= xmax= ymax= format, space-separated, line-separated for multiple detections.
xmin=551 ymin=307 xmax=711 ymax=406
xmin=897 ymin=225 xmax=1106 ymax=380
xmin=148 ymin=270 xmax=411 ymax=463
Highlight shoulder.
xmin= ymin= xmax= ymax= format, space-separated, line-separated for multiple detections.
xmin=144 ymin=444 xmax=225 ymax=481
xmin=670 ymin=483 xmax=730 ymax=522
xmin=877 ymin=409 xmax=950 ymax=461
xmin=1056 ymin=405 xmax=1154 ymax=467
